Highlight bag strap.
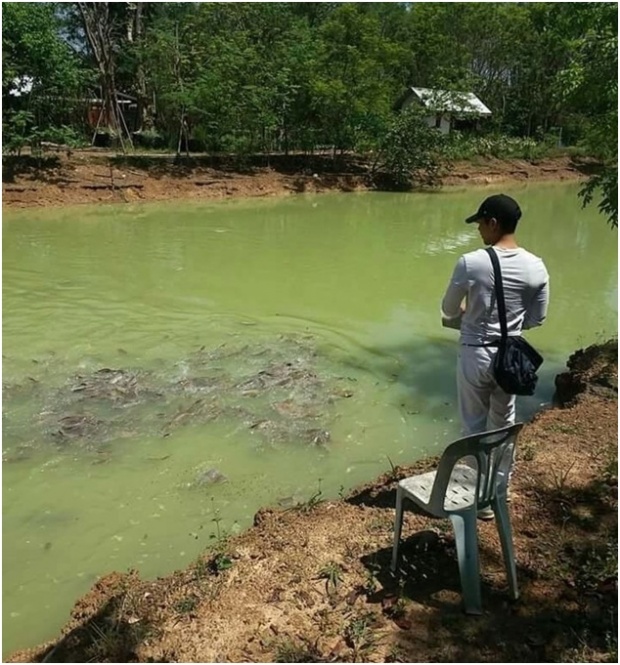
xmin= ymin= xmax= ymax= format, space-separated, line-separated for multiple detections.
xmin=485 ymin=247 xmax=508 ymax=341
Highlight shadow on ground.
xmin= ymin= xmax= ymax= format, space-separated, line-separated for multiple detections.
xmin=36 ymin=593 xmax=148 ymax=663
xmin=2 ymin=155 xmax=63 ymax=184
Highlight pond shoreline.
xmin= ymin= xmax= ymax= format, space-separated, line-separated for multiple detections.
xmin=7 ymin=339 xmax=617 ymax=663
xmin=2 ymin=151 xmax=592 ymax=210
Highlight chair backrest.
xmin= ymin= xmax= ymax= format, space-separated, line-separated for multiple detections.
xmin=428 ymin=423 xmax=524 ymax=513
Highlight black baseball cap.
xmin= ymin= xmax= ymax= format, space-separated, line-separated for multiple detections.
xmin=465 ymin=194 xmax=522 ymax=225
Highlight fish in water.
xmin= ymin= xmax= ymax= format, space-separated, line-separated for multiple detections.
xmin=276 ymin=495 xmax=303 ymax=510
xmin=192 ymin=467 xmax=228 ymax=488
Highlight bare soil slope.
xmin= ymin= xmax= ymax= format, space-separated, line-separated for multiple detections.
xmin=2 ymin=151 xmax=589 ymax=209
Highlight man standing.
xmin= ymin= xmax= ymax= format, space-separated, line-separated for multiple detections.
xmin=441 ymin=194 xmax=549 ymax=439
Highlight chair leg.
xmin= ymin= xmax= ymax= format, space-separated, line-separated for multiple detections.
xmin=391 ymin=487 xmax=404 ymax=573
xmin=493 ymin=497 xmax=519 ymax=600
xmin=449 ymin=511 xmax=482 ymax=615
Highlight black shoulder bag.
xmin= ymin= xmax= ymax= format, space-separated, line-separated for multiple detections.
xmin=486 ymin=247 xmax=544 ymax=396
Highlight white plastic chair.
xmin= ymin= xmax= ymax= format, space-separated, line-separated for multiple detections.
xmin=390 ymin=423 xmax=523 ymax=614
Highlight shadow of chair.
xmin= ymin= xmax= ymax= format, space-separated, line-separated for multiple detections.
xmin=391 ymin=423 xmax=524 ymax=614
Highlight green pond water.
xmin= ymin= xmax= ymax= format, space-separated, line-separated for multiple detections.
xmin=2 ymin=182 xmax=617 ymax=654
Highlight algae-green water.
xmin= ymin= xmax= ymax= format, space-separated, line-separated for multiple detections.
xmin=3 ymin=183 xmax=617 ymax=654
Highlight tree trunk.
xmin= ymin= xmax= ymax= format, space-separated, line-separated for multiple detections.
xmin=127 ymin=2 xmax=153 ymax=132
xmin=78 ymin=2 xmax=131 ymax=149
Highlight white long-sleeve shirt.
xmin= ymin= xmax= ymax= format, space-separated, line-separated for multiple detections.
xmin=441 ymin=247 xmax=549 ymax=345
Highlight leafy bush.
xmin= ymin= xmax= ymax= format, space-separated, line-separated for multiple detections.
xmin=39 ymin=125 xmax=84 ymax=148
xmin=133 ymin=128 xmax=165 ymax=150
xmin=579 ymin=166 xmax=618 ymax=229
xmin=371 ymin=107 xmax=451 ymax=189
xmin=446 ymin=132 xmax=548 ymax=161
xmin=2 ymin=110 xmax=35 ymax=155
xmin=3 ymin=110 xmax=85 ymax=156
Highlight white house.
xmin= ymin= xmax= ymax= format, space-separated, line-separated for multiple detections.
xmin=8 ymin=76 xmax=34 ymax=97
xmin=395 ymin=87 xmax=492 ymax=134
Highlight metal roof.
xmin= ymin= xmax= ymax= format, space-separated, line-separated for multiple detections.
xmin=9 ymin=76 xmax=34 ymax=97
xmin=407 ymin=87 xmax=492 ymax=116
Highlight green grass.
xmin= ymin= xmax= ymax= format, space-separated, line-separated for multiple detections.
xmin=317 ymin=562 xmax=344 ymax=596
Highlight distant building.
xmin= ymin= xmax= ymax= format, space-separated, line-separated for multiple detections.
xmin=394 ymin=87 xmax=492 ymax=134
xmin=8 ymin=76 xmax=34 ymax=97
xmin=86 ymin=91 xmax=138 ymax=133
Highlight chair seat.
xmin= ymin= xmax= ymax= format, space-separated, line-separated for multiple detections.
xmin=391 ymin=423 xmax=523 ymax=614
xmin=399 ymin=464 xmax=479 ymax=514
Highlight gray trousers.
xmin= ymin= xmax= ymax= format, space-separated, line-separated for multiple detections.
xmin=457 ymin=345 xmax=516 ymax=436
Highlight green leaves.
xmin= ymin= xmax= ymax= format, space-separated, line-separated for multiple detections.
xmin=556 ymin=2 xmax=618 ymax=227
xmin=2 ymin=3 xmax=81 ymax=92
xmin=1 ymin=0 xmax=617 ymax=201
xmin=371 ymin=106 xmax=451 ymax=190
xmin=579 ymin=169 xmax=618 ymax=229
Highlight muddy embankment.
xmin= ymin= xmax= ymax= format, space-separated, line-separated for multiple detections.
xmin=2 ymin=150 xmax=595 ymax=209
xmin=7 ymin=338 xmax=617 ymax=664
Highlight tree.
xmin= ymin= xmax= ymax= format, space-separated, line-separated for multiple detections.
xmin=77 ymin=2 xmax=133 ymax=147
xmin=371 ymin=105 xmax=450 ymax=189
xmin=2 ymin=2 xmax=89 ymax=152
xmin=309 ymin=4 xmax=408 ymax=152
xmin=125 ymin=2 xmax=154 ymax=132
xmin=2 ymin=0 xmax=617 ymax=169
xmin=2 ymin=3 xmax=83 ymax=95
xmin=558 ymin=3 xmax=618 ymax=227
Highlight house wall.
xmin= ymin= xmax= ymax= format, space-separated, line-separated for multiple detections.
xmin=398 ymin=89 xmax=492 ymax=135
xmin=87 ymin=102 xmax=139 ymax=132
xmin=424 ymin=114 xmax=451 ymax=134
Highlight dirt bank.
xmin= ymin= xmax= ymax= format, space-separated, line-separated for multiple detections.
xmin=2 ymin=151 xmax=592 ymax=209
xmin=7 ymin=339 xmax=617 ymax=663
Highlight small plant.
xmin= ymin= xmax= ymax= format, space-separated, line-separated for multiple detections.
xmin=213 ymin=553 xmax=233 ymax=573
xmin=550 ymin=459 xmax=577 ymax=493
xmin=394 ymin=579 xmax=408 ymax=618
xmin=573 ymin=537 xmax=618 ymax=594
xmin=383 ymin=578 xmax=408 ymax=620
xmin=434 ymin=520 xmax=451 ymax=535
xmin=174 ymin=595 xmax=198 ymax=614
xmin=318 ymin=561 xmax=343 ymax=596
xmin=87 ymin=620 xmax=118 ymax=658
xmin=601 ymin=449 xmax=618 ymax=483
xmin=298 ymin=478 xmax=324 ymax=513
xmin=344 ymin=612 xmax=377 ymax=660
xmin=367 ymin=516 xmax=388 ymax=534
xmin=273 ymin=637 xmax=322 ymax=663
xmin=386 ymin=643 xmax=407 ymax=662
xmin=364 ymin=570 xmax=378 ymax=595
xmin=343 ymin=541 xmax=358 ymax=560
xmin=386 ymin=455 xmax=398 ymax=481
xmin=518 ymin=441 xmax=537 ymax=462
xmin=313 ymin=607 xmax=333 ymax=633
xmin=3 ymin=109 xmax=35 ymax=156
xmin=547 ymin=422 xmax=578 ymax=434
xmin=210 ymin=504 xmax=224 ymax=541
xmin=194 ymin=557 xmax=211 ymax=580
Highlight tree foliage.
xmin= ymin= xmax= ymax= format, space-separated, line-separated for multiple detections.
xmin=2 ymin=3 xmax=90 ymax=152
xmin=372 ymin=106 xmax=450 ymax=189
xmin=556 ymin=3 xmax=618 ymax=227
xmin=1 ymin=2 xmax=617 ymax=201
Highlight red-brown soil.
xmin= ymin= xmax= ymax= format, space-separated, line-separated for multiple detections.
xmin=2 ymin=151 xmax=590 ymax=209
xmin=7 ymin=339 xmax=618 ymax=663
